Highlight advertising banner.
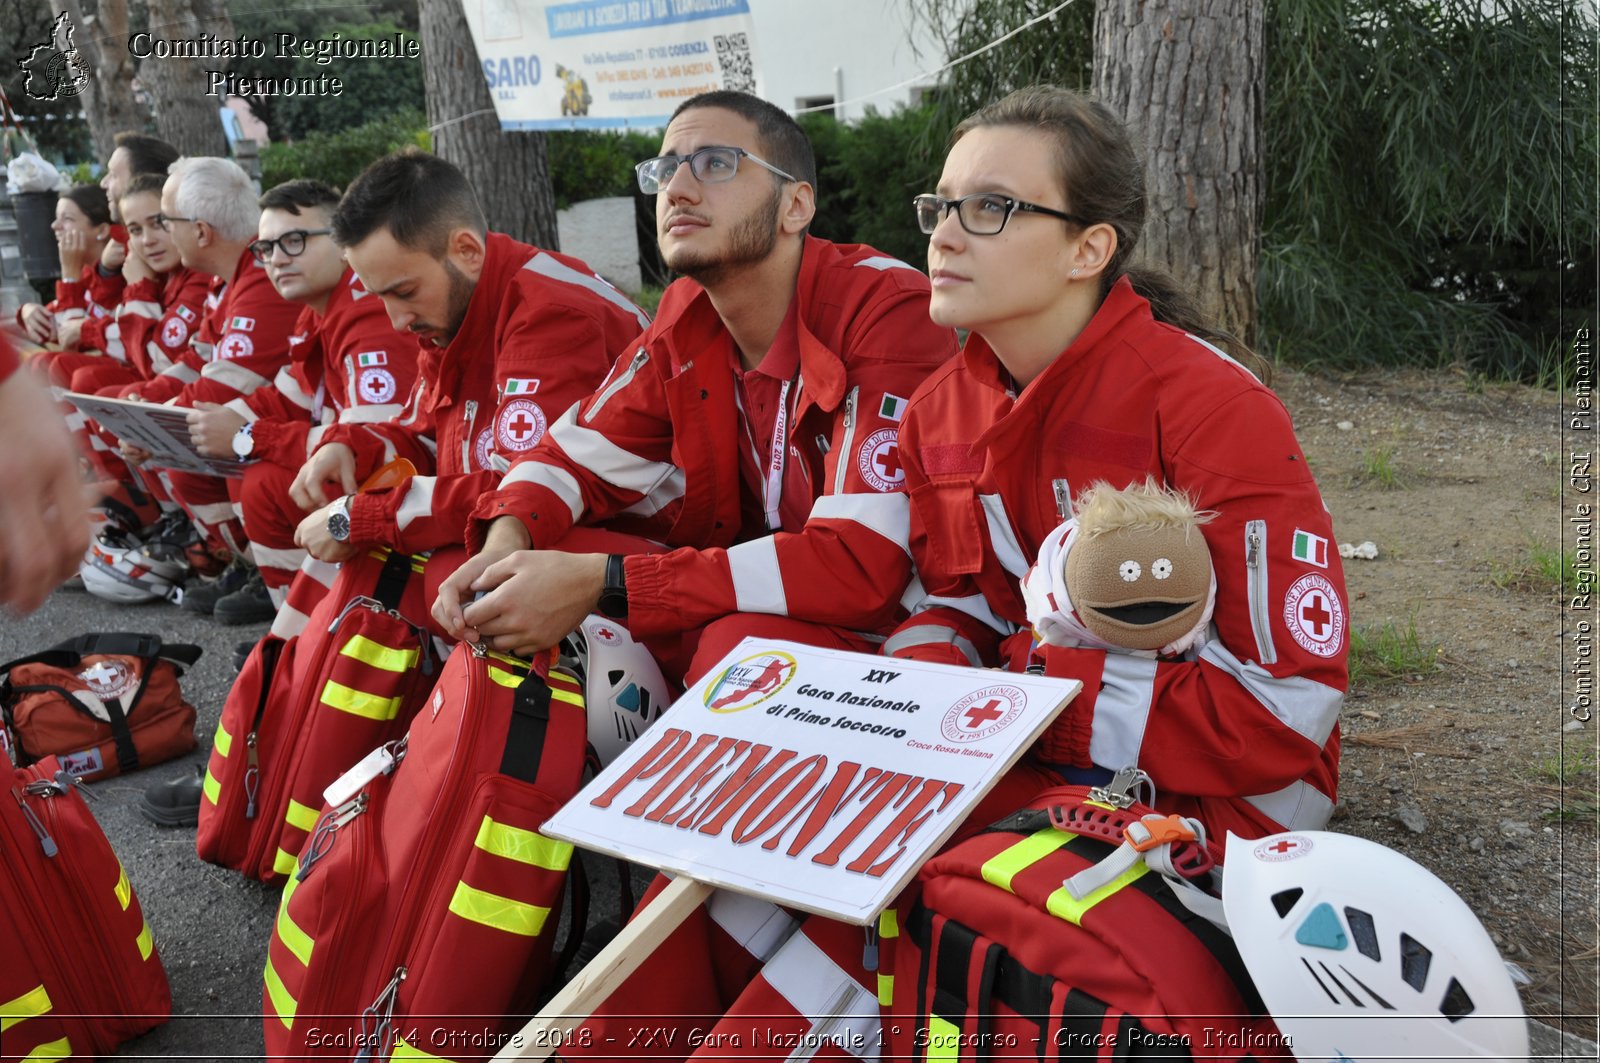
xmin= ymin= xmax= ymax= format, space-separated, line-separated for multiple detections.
xmin=461 ymin=0 xmax=761 ymax=130
xmin=543 ymin=638 xmax=1081 ymax=924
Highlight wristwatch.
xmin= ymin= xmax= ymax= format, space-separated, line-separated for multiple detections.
xmin=597 ymin=554 xmax=628 ymax=619
xmin=326 ymin=495 xmax=352 ymax=543
xmin=231 ymin=422 xmax=254 ymax=460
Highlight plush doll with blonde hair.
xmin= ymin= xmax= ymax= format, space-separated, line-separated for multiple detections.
xmin=1021 ymin=479 xmax=1217 ymax=657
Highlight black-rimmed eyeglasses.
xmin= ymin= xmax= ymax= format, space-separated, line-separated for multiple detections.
xmin=153 ymin=212 xmax=196 ymax=232
xmin=249 ymin=229 xmax=332 ymax=264
xmin=635 ymin=146 xmax=797 ymax=195
xmin=913 ymin=192 xmax=1087 ymax=236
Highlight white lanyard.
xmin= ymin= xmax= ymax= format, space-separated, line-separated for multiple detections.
xmin=736 ymin=376 xmax=795 ymax=532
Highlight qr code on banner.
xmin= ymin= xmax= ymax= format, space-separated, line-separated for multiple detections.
xmin=714 ymin=32 xmax=755 ymax=93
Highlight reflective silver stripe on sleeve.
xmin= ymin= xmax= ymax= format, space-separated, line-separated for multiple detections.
xmin=547 ymin=408 xmax=681 ymax=497
xmin=525 ymin=252 xmax=650 ymax=329
xmin=200 ymin=360 xmax=271 ymax=394
xmin=728 ymin=536 xmax=787 ymax=615
xmin=271 ymin=365 xmax=315 ymax=410
xmin=394 ymin=476 xmax=437 ymax=532
xmin=1086 ymin=653 xmax=1158 ymax=770
xmin=618 ymin=467 xmax=686 ymax=518
xmin=920 ymin=592 xmax=1015 ymax=637
xmin=854 ymin=255 xmax=917 ymax=273
xmin=338 ymin=404 xmax=404 ymax=424
xmin=1244 ymin=779 xmax=1335 ymax=831
xmin=103 ymin=322 xmax=125 ymax=360
xmin=121 ymin=299 xmax=163 ymax=319
xmin=978 ymin=493 xmax=1029 ymax=577
xmin=882 ymin=625 xmax=982 ymax=666
xmin=759 ymin=930 xmax=880 ymax=1061
xmin=808 ymin=492 xmax=910 ymax=555
xmin=1197 ymin=640 xmax=1343 ymax=746
xmin=188 ymin=499 xmax=237 ymax=525
xmin=269 ymin=601 xmax=311 ymax=641
xmin=706 ymin=890 xmax=798 ymax=962
xmin=251 ymin=543 xmax=307 ymax=573
xmin=500 ymin=460 xmax=586 ymax=523
xmin=157 ymin=361 xmax=201 ymax=384
xmin=223 ymin=398 xmax=255 ymax=421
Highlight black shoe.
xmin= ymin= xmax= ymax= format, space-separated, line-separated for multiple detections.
xmin=215 ymin=572 xmax=275 ymax=625
xmin=233 ymin=639 xmax=257 ymax=673
xmin=139 ymin=768 xmax=203 ymax=827
xmin=181 ymin=557 xmax=252 ymax=615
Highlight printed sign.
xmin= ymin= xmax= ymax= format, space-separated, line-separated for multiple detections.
xmin=543 ymin=638 xmax=1080 ymax=924
xmin=64 ymin=392 xmax=254 ymax=478
xmin=460 ymin=0 xmax=762 ymax=130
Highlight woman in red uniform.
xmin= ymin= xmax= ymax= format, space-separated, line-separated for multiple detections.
xmin=888 ymin=85 xmax=1346 ymax=840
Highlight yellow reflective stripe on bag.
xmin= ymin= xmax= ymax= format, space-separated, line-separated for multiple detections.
xmin=473 ymin=815 xmax=572 ymax=871
xmin=320 ymin=680 xmax=404 ymax=721
xmin=136 ymin=920 xmax=154 ymax=961
xmin=114 ymin=863 xmax=132 ymax=910
xmin=213 ymin=720 xmax=232 ymax=759
xmin=275 ymin=870 xmax=315 ymax=969
xmin=202 ymin=768 xmax=221 ymax=806
xmin=980 ymin=826 xmax=1074 ymax=893
xmin=0 ymin=984 xmax=53 ymax=1032
xmin=924 ymin=1014 xmax=963 ymax=1062
xmin=876 ymin=908 xmax=899 ymax=1007
xmin=1044 ymin=860 xmax=1148 ymax=925
xmin=447 ymin=881 xmax=550 ymax=937
xmin=285 ymin=799 xmax=320 ymax=833
xmin=18 ymin=1036 xmax=72 ymax=1061
xmin=262 ymin=958 xmax=298 ymax=1029
xmin=272 ymin=848 xmax=299 ymax=877
xmin=486 ymin=664 xmax=524 ymax=689
xmin=340 ymin=635 xmax=419 ymax=673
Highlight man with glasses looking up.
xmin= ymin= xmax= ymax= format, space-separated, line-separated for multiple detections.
xmin=436 ymin=88 xmax=956 ymax=695
xmin=181 ymin=179 xmax=421 ymax=630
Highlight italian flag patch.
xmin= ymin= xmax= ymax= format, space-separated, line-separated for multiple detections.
xmin=357 ymin=351 xmax=388 ymax=367
xmin=228 ymin=316 xmax=255 ymax=332
xmin=878 ymin=393 xmax=907 ymax=421
xmin=1292 ymin=528 xmax=1329 ymax=568
xmin=503 ymin=378 xmax=540 ymax=395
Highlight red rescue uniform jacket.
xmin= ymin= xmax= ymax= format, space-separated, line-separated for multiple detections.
xmin=469 ymin=236 xmax=959 ymax=640
xmin=338 ymin=232 xmax=651 ymax=553
xmin=887 ymin=278 xmax=1345 ymax=838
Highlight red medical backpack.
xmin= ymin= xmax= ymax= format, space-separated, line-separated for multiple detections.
xmin=196 ymin=550 xmax=437 ymax=882
xmin=0 ymin=756 xmax=172 ymax=1058
xmin=883 ymin=783 xmax=1284 ymax=1061
xmin=262 ymin=641 xmax=588 ymax=1061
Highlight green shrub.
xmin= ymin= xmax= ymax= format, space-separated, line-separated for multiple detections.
xmin=546 ymin=130 xmax=660 ymax=209
xmin=260 ymin=109 xmax=430 ymax=191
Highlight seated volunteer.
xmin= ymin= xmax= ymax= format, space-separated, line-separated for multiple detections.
xmin=290 ymin=149 xmax=650 ymax=574
xmin=184 ymin=179 xmax=421 ymax=629
xmin=0 ymin=333 xmax=89 ymax=613
xmin=888 ymin=84 xmax=1345 ymax=841
xmin=15 ymin=185 xmax=114 ymax=354
xmin=433 ymin=90 xmax=958 ymax=684
xmin=92 ymin=132 xmax=181 ymax=312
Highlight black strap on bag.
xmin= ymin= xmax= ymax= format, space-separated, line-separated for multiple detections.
xmin=371 ymin=550 xmax=413 ymax=612
xmin=502 ymin=671 xmax=552 ymax=784
xmin=0 ymin=633 xmax=203 ymax=773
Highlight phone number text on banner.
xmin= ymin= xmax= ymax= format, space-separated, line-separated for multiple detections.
xmin=462 ymin=0 xmax=760 ymax=130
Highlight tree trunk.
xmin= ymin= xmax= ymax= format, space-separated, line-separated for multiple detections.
xmin=418 ymin=0 xmax=557 ymax=249
xmin=53 ymin=0 xmax=146 ymax=160
xmin=1093 ymin=0 xmax=1262 ymax=348
xmin=139 ymin=0 xmax=232 ymax=157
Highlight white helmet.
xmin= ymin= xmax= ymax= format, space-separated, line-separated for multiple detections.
xmin=81 ymin=528 xmax=187 ymax=605
xmin=1222 ymin=831 xmax=1529 ymax=1061
xmin=560 ymin=614 xmax=672 ymax=768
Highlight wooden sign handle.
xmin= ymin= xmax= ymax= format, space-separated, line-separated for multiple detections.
xmin=492 ymin=875 xmax=715 ymax=1062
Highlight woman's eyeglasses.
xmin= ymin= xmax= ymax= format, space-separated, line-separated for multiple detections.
xmin=913 ymin=192 xmax=1086 ymax=236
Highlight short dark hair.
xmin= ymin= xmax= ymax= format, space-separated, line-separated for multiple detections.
xmin=60 ymin=184 xmax=110 ymax=226
xmin=121 ymin=173 xmax=166 ymax=200
xmin=331 ymin=147 xmax=486 ymax=255
xmin=261 ymin=178 xmax=341 ymax=216
xmin=111 ymin=131 xmax=179 ymax=179
xmin=670 ymin=91 xmax=815 ymax=189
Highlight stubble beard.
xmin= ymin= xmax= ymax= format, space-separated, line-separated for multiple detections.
xmin=664 ymin=185 xmax=782 ymax=289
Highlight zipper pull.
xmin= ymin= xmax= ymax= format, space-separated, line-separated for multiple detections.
xmin=354 ymin=965 xmax=407 ymax=1062
xmin=295 ymin=792 xmax=369 ymax=882
xmin=328 ymin=594 xmax=384 ymax=633
xmin=844 ymin=388 xmax=858 ymax=427
xmin=244 ymin=734 xmax=260 ymax=819
xmin=1247 ymin=531 xmax=1261 ymax=568
xmin=53 ymin=770 xmax=94 ymax=800
xmin=862 ymin=925 xmax=879 ymax=972
xmin=1052 ymin=478 xmax=1073 ymax=521
xmin=12 ymin=789 xmax=57 ymax=858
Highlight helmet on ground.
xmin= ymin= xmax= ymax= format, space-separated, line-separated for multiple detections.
xmin=1222 ymin=830 xmax=1528 ymax=1062
xmin=81 ymin=528 xmax=188 ymax=605
xmin=560 ymin=614 xmax=672 ymax=768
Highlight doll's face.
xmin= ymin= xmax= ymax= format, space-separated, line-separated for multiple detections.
xmin=1064 ymin=523 xmax=1212 ymax=651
